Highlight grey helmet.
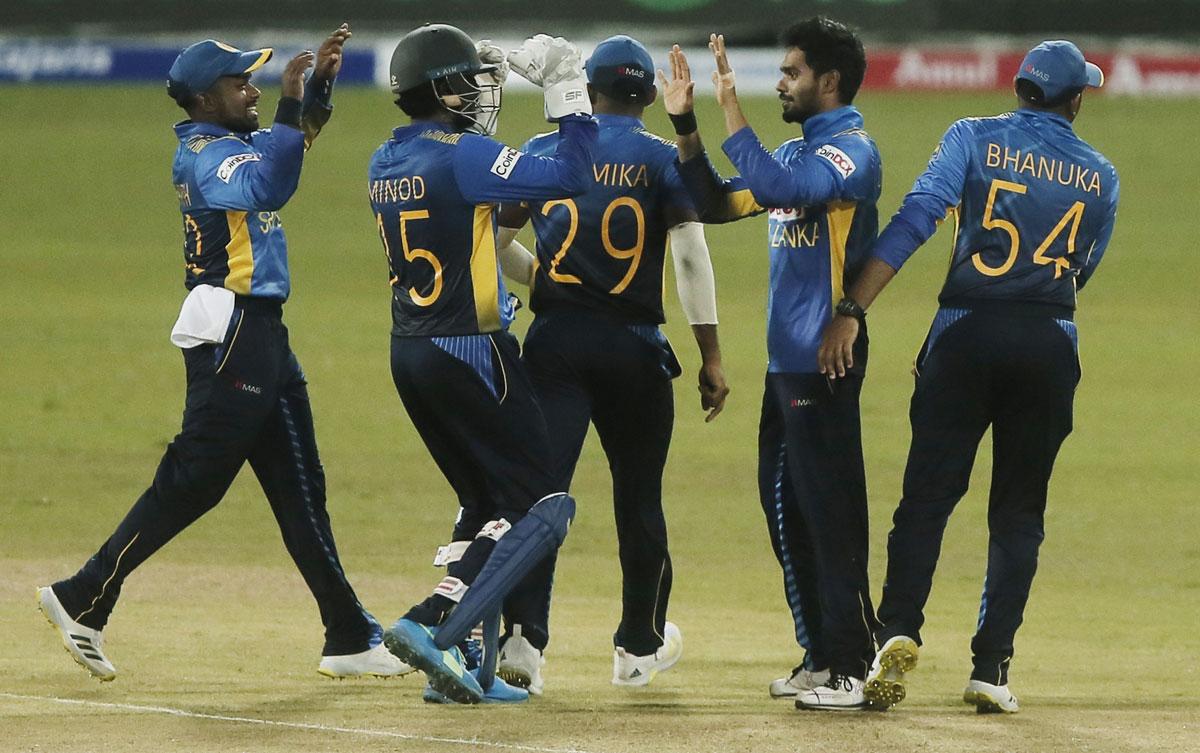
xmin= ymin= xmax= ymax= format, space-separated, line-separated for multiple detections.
xmin=389 ymin=23 xmax=502 ymax=135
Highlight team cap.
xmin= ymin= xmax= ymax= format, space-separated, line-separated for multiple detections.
xmin=167 ymin=40 xmax=273 ymax=102
xmin=586 ymin=35 xmax=655 ymax=105
xmin=1015 ymin=40 xmax=1103 ymax=105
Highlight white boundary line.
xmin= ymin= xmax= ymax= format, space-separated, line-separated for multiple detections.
xmin=0 ymin=693 xmax=597 ymax=753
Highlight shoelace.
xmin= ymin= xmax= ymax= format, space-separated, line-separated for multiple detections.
xmin=823 ymin=673 xmax=855 ymax=692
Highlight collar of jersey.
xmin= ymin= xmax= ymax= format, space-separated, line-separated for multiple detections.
xmin=174 ymin=120 xmax=241 ymax=140
xmin=595 ymin=113 xmax=644 ymax=129
xmin=799 ymin=105 xmax=863 ymax=141
xmin=1013 ymin=108 xmax=1074 ymax=132
xmin=393 ymin=119 xmax=456 ymax=141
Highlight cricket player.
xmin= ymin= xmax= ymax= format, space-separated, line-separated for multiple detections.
xmin=492 ymin=34 xmax=728 ymax=693
xmin=369 ymin=24 xmax=598 ymax=704
xmin=36 ymin=25 xmax=411 ymax=681
xmin=819 ymin=40 xmax=1119 ymax=713
xmin=664 ymin=19 xmax=882 ymax=709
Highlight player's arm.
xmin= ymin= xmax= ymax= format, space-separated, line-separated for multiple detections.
xmin=1077 ymin=166 xmax=1119 ymax=290
xmin=496 ymin=203 xmax=536 ymax=288
xmin=666 ymin=200 xmax=728 ymax=421
xmin=658 ymin=44 xmax=762 ymax=224
xmin=454 ymin=117 xmax=598 ymax=204
xmin=199 ymin=52 xmax=314 ymax=211
xmin=818 ymin=120 xmax=974 ymax=378
xmin=299 ymin=23 xmax=352 ymax=150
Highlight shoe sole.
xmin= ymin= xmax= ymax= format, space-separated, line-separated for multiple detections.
xmin=795 ymin=701 xmax=870 ymax=711
xmin=963 ymin=688 xmax=1018 ymax=714
xmin=864 ymin=637 xmax=918 ymax=710
xmin=383 ymin=625 xmax=481 ymax=705
xmin=497 ymin=667 xmax=532 ymax=690
xmin=316 ymin=665 xmax=416 ymax=680
xmin=36 ymin=588 xmax=115 ymax=682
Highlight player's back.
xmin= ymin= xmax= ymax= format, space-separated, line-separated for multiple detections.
xmin=522 ymin=115 xmax=692 ymax=324
xmin=370 ymin=123 xmax=510 ymax=337
xmin=941 ymin=110 xmax=1118 ymax=309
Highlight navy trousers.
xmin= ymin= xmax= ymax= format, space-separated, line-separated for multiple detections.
xmin=53 ymin=299 xmax=381 ymax=656
xmin=875 ymin=305 xmax=1079 ymax=685
xmin=757 ymin=372 xmax=879 ymax=679
xmin=514 ymin=309 xmax=678 ymax=655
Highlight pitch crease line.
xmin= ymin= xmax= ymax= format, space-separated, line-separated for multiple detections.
xmin=0 ymin=693 xmax=595 ymax=753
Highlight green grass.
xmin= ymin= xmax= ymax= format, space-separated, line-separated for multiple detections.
xmin=1 ymin=85 xmax=1197 ymax=752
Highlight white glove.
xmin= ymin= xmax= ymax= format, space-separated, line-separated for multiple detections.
xmin=507 ymin=34 xmax=554 ymax=85
xmin=508 ymin=35 xmax=591 ymax=120
xmin=475 ymin=39 xmax=509 ymax=86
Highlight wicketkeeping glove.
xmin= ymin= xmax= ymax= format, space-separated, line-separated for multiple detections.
xmin=475 ymin=39 xmax=509 ymax=87
xmin=508 ymin=35 xmax=591 ymax=121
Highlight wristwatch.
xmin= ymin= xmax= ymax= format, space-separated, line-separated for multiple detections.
xmin=835 ymin=297 xmax=866 ymax=320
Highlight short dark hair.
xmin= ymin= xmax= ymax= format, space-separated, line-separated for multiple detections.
xmin=779 ymin=17 xmax=866 ymax=104
xmin=1015 ymin=78 xmax=1081 ymax=109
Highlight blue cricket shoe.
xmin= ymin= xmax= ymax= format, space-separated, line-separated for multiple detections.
xmin=423 ymin=668 xmax=530 ymax=704
xmin=384 ymin=618 xmax=483 ymax=704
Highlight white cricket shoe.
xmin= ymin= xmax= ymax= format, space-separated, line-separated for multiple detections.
xmin=37 ymin=586 xmax=116 ymax=681
xmin=498 ymin=626 xmax=545 ymax=695
xmin=319 ymin=643 xmax=414 ymax=678
xmin=963 ymin=679 xmax=1019 ymax=714
xmin=612 ymin=622 xmax=682 ymax=687
xmin=795 ymin=674 xmax=868 ymax=710
xmin=864 ymin=635 xmax=919 ymax=709
xmin=769 ymin=665 xmax=831 ymax=698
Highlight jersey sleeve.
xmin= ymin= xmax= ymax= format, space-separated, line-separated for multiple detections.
xmin=197 ymin=124 xmax=306 ymax=212
xmin=653 ymin=142 xmax=696 ymax=216
xmin=299 ymin=75 xmax=335 ymax=150
xmin=871 ymin=118 xmax=974 ymax=271
xmin=1077 ymin=163 xmax=1119 ymax=290
xmin=453 ymin=114 xmax=598 ymax=204
xmin=674 ymin=151 xmax=763 ymax=225
xmin=720 ymin=126 xmax=846 ymax=208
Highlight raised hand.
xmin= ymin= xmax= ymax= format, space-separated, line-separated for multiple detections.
xmin=476 ymin=39 xmax=510 ymax=86
xmin=281 ymin=51 xmax=314 ymax=100
xmin=507 ymin=34 xmax=555 ymax=85
xmin=314 ymin=23 xmax=351 ymax=81
xmin=709 ymin=33 xmax=738 ymax=110
xmin=656 ymin=44 xmax=695 ymax=116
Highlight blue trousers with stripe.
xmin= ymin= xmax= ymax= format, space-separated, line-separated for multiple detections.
xmin=757 ymin=372 xmax=879 ymax=679
xmin=53 ymin=300 xmax=381 ymax=656
xmin=875 ymin=305 xmax=1079 ymax=685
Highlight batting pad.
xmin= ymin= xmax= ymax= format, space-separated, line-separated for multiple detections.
xmin=434 ymin=493 xmax=575 ymax=650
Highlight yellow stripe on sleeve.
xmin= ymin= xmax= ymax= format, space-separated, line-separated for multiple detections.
xmin=470 ymin=205 xmax=502 ymax=332
xmin=224 ymin=210 xmax=254 ymax=295
xmin=826 ymin=201 xmax=857 ymax=307
xmin=726 ymin=188 xmax=763 ymax=220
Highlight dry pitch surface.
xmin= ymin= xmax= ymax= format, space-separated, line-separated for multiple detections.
xmin=2 ymin=86 xmax=1197 ymax=752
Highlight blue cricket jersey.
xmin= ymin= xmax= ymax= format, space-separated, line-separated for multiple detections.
xmin=171 ymin=85 xmax=335 ymax=301
xmin=172 ymin=120 xmax=303 ymax=300
xmin=872 ymin=109 xmax=1119 ymax=309
xmin=678 ymin=106 xmax=881 ymax=373
xmin=519 ymin=113 xmax=695 ymax=324
xmin=369 ymin=115 xmax=599 ymax=337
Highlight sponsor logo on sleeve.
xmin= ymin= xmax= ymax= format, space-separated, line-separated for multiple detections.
xmin=216 ymin=153 xmax=261 ymax=183
xmin=489 ymin=147 xmax=522 ymax=180
xmin=815 ymin=144 xmax=857 ymax=179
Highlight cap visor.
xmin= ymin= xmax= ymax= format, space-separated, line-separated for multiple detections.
xmin=1084 ymin=61 xmax=1104 ymax=88
xmin=236 ymin=48 xmax=273 ymax=76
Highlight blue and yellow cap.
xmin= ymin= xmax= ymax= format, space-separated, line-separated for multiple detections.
xmin=586 ymin=35 xmax=655 ymax=105
xmin=167 ymin=40 xmax=273 ymax=101
xmin=1015 ymin=40 xmax=1103 ymax=104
